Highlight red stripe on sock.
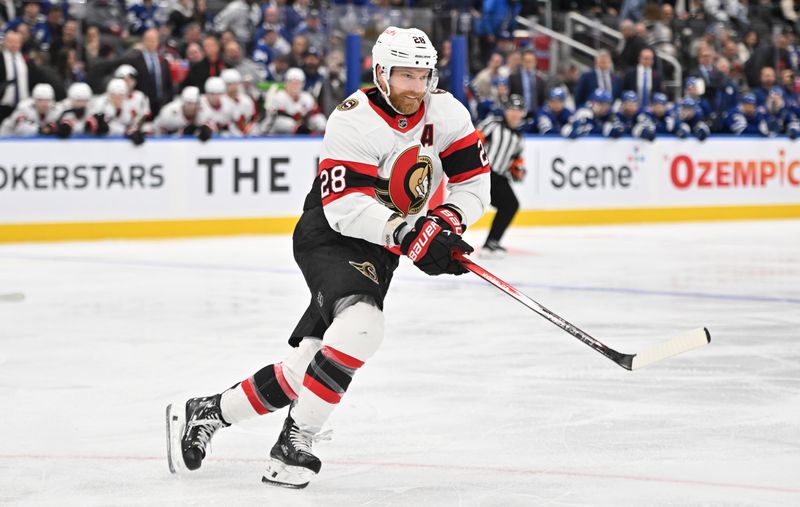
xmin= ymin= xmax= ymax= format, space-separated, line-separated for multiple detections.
xmin=303 ymin=374 xmax=342 ymax=404
xmin=241 ymin=378 xmax=270 ymax=415
xmin=321 ymin=346 xmax=364 ymax=369
xmin=274 ymin=363 xmax=298 ymax=400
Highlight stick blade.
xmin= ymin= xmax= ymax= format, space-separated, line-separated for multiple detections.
xmin=630 ymin=327 xmax=711 ymax=370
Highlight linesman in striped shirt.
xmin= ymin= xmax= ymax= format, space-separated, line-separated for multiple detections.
xmin=476 ymin=94 xmax=527 ymax=256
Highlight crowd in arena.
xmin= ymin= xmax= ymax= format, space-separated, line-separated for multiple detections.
xmin=2 ymin=0 xmax=800 ymax=142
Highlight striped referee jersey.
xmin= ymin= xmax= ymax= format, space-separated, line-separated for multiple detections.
xmin=476 ymin=115 xmax=524 ymax=177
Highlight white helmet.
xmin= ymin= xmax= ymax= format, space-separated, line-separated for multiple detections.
xmin=285 ymin=67 xmax=305 ymax=84
xmin=67 ymin=82 xmax=93 ymax=101
xmin=371 ymin=26 xmax=438 ymax=107
xmin=32 ymin=83 xmax=55 ymax=101
xmin=204 ymin=76 xmax=225 ymax=94
xmin=114 ymin=64 xmax=137 ymax=79
xmin=181 ymin=86 xmax=200 ymax=103
xmin=221 ymin=68 xmax=242 ymax=84
xmin=107 ymin=78 xmax=127 ymax=96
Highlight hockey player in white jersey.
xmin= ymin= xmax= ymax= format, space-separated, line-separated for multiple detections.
xmin=148 ymin=86 xmax=213 ymax=141
xmin=167 ymin=26 xmax=490 ymax=489
xmin=88 ymin=79 xmax=141 ymax=137
xmin=221 ymin=68 xmax=256 ymax=134
xmin=260 ymin=67 xmax=326 ymax=134
xmin=0 ymin=83 xmax=58 ymax=136
xmin=200 ymin=76 xmax=241 ymax=136
xmin=52 ymin=82 xmax=104 ymax=138
xmin=114 ymin=64 xmax=152 ymax=123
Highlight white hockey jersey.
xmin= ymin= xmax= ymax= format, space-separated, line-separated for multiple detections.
xmin=123 ymin=90 xmax=151 ymax=122
xmin=264 ymin=89 xmax=326 ymax=134
xmin=88 ymin=94 xmax=142 ymax=135
xmin=52 ymin=98 xmax=95 ymax=134
xmin=200 ymin=95 xmax=241 ymax=136
xmin=0 ymin=98 xmax=59 ymax=136
xmin=315 ymin=87 xmax=491 ymax=246
xmin=149 ymin=98 xmax=210 ymax=135
xmin=228 ymin=92 xmax=256 ymax=133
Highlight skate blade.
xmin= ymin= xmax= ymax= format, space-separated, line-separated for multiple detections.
xmin=261 ymin=458 xmax=316 ymax=489
xmin=165 ymin=403 xmax=188 ymax=475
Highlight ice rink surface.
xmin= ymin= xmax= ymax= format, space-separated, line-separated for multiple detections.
xmin=1 ymin=220 xmax=799 ymax=506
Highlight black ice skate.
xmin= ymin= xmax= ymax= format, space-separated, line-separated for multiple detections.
xmin=480 ymin=239 xmax=507 ymax=259
xmin=262 ymin=414 xmax=323 ymax=489
xmin=166 ymin=394 xmax=230 ymax=473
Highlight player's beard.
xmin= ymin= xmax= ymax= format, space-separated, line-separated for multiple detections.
xmin=389 ymin=89 xmax=424 ymax=115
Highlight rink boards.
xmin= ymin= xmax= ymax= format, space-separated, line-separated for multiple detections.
xmin=1 ymin=136 xmax=799 ymax=242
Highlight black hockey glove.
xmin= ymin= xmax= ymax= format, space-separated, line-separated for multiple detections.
xmin=197 ymin=124 xmax=213 ymax=142
xmin=93 ymin=113 xmax=110 ymax=136
xmin=427 ymin=204 xmax=464 ymax=234
xmin=183 ymin=124 xmax=197 ymax=136
xmin=126 ymin=129 xmax=146 ymax=146
xmin=55 ymin=121 xmax=72 ymax=139
xmin=399 ymin=217 xmax=473 ymax=276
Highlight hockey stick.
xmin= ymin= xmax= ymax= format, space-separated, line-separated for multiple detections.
xmin=0 ymin=292 xmax=25 ymax=302
xmin=454 ymin=253 xmax=710 ymax=370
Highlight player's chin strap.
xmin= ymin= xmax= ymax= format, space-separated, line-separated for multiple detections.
xmin=375 ymin=80 xmax=408 ymax=116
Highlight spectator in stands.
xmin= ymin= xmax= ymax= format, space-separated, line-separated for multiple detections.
xmin=500 ymin=49 xmax=521 ymax=78
xmin=301 ymin=47 xmax=325 ymax=97
xmin=266 ymin=53 xmax=290 ymax=82
xmin=0 ymin=82 xmax=57 ymax=136
xmin=85 ymin=0 xmax=127 ymax=39
xmin=285 ymin=0 xmax=312 ymax=39
xmin=295 ymin=9 xmax=326 ymax=56
xmin=754 ymin=66 xmax=784 ymax=106
xmin=472 ymin=52 xmax=504 ymax=102
xmin=779 ymin=68 xmax=798 ymax=99
xmin=255 ymin=4 xmax=291 ymax=43
xmin=622 ymin=48 xmax=662 ymax=109
xmin=185 ymin=42 xmax=204 ymax=64
xmin=3 ymin=1 xmax=49 ymax=52
xmin=43 ymin=4 xmax=62 ymax=54
xmin=176 ymin=22 xmax=202 ymax=58
xmin=252 ymin=26 xmax=291 ymax=69
xmin=509 ymin=49 xmax=546 ymax=119
xmin=168 ymin=0 xmax=207 ymax=40
xmin=214 ymin=0 xmax=261 ymax=50
xmin=81 ymin=25 xmax=102 ymax=68
xmin=127 ymin=0 xmax=161 ymax=36
xmin=535 ymin=87 xmax=573 ymax=136
xmin=475 ymin=0 xmax=519 ymax=64
xmin=128 ymin=28 xmax=173 ymax=115
xmin=616 ymin=19 xmax=647 ymax=73
xmin=49 ymin=19 xmax=79 ymax=61
xmin=575 ymin=49 xmax=620 ymax=107
xmin=721 ymin=39 xmax=745 ymax=86
xmin=703 ymin=0 xmax=748 ymax=30
xmin=181 ymin=34 xmax=225 ymax=90
xmin=55 ymin=47 xmax=86 ymax=89
xmin=651 ymin=3 xmax=678 ymax=59
xmin=223 ymin=39 xmax=262 ymax=86
xmin=318 ymin=48 xmax=345 ymax=117
xmin=619 ymin=0 xmax=646 ymax=22
xmin=288 ymin=34 xmax=309 ymax=68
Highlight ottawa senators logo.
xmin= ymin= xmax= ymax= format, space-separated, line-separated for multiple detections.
xmin=336 ymin=98 xmax=359 ymax=111
xmin=375 ymin=145 xmax=433 ymax=216
xmin=349 ymin=261 xmax=379 ymax=285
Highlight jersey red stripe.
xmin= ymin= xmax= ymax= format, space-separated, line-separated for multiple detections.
xmin=439 ymin=130 xmax=480 ymax=159
xmin=303 ymin=374 xmax=343 ymax=404
xmin=447 ymin=164 xmax=490 ymax=184
xmin=321 ymin=345 xmax=365 ymax=369
xmin=321 ymin=186 xmax=375 ymax=206
xmin=319 ymin=158 xmax=379 ymax=177
xmin=274 ymin=363 xmax=298 ymax=400
xmin=241 ymin=378 xmax=270 ymax=415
